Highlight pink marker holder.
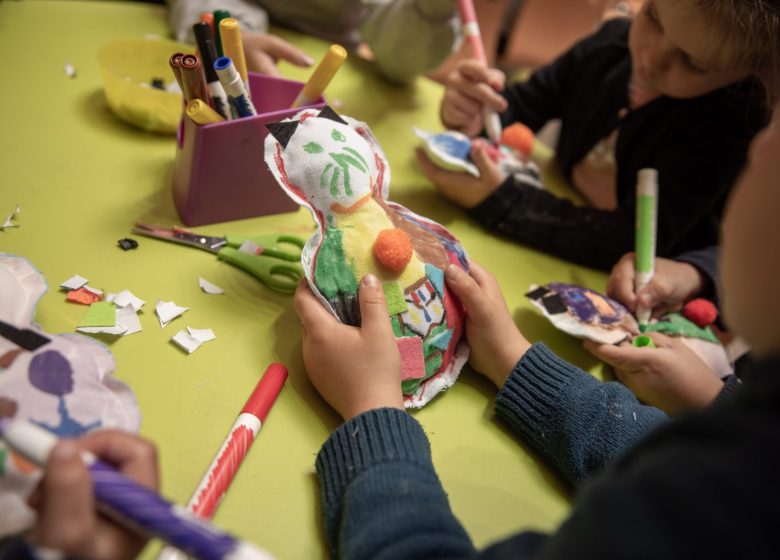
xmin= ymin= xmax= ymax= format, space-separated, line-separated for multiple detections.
xmin=172 ymin=73 xmax=325 ymax=226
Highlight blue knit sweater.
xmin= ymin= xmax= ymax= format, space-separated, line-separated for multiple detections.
xmin=315 ymin=343 xmax=766 ymax=559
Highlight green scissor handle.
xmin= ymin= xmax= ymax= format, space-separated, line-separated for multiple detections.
xmin=224 ymin=233 xmax=305 ymax=262
xmin=217 ymin=246 xmax=303 ymax=293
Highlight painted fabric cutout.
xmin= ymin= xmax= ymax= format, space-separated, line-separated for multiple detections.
xmin=414 ymin=128 xmax=542 ymax=184
xmin=526 ymin=282 xmax=732 ymax=378
xmin=0 ymin=255 xmax=140 ymax=537
xmin=265 ymin=107 xmax=469 ymax=408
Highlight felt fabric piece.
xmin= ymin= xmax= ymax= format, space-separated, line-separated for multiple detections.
xmin=643 ymin=312 xmax=719 ymax=344
xmin=78 ymin=302 xmax=116 ymax=328
xmin=541 ymin=294 xmax=567 ymax=315
xmin=383 ymin=281 xmax=408 ymax=316
xmin=265 ymin=107 xmax=470 ymax=408
xmin=0 ymin=255 xmax=140 ymax=538
xmin=397 ymin=336 xmax=426 ymax=381
xmin=66 ymin=287 xmax=102 ymax=305
xmin=0 ymin=321 xmax=50 ymax=351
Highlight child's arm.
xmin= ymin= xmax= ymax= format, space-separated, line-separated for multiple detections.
xmin=360 ymin=0 xmax=459 ymax=84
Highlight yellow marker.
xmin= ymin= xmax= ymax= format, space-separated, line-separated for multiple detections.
xmin=219 ymin=18 xmax=249 ymax=95
xmin=186 ymin=99 xmax=225 ymax=125
xmin=291 ymin=44 xmax=347 ymax=108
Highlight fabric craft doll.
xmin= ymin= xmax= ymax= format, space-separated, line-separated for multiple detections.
xmin=0 ymin=254 xmax=140 ymax=536
xmin=526 ymin=282 xmax=731 ymax=377
xmin=264 ymin=106 xmax=469 ymax=408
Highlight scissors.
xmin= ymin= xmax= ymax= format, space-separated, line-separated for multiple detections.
xmin=132 ymin=223 xmax=305 ymax=294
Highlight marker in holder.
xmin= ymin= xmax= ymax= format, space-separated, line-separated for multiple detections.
xmin=172 ymin=72 xmax=326 ymax=226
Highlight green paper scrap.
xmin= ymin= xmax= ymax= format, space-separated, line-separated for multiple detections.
xmin=78 ymin=301 xmax=116 ymax=328
xmin=642 ymin=312 xmax=719 ymax=344
xmin=382 ymin=281 xmax=408 ymax=316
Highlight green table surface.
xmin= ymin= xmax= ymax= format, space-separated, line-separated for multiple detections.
xmin=0 ymin=1 xmax=609 ymax=557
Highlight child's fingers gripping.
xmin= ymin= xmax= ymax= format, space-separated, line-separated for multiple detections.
xmin=444 ymin=264 xmax=491 ymax=322
xmin=357 ymin=275 xmax=392 ymax=337
xmin=607 ymin=252 xmax=638 ymax=310
xmin=294 ymin=279 xmax=338 ymax=332
xmin=459 ymin=60 xmax=505 ymax=91
xmin=582 ymin=338 xmax=638 ymax=369
xmin=471 ymin=140 xmax=506 ymax=187
xmin=77 ymin=431 xmax=159 ymax=491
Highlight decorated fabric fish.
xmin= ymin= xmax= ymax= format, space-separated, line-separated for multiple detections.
xmin=526 ymin=282 xmax=732 ymax=377
xmin=0 ymin=255 xmax=140 ymax=535
xmin=264 ymin=107 xmax=469 ymax=408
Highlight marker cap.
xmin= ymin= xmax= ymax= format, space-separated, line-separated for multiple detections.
xmin=242 ymin=363 xmax=288 ymax=422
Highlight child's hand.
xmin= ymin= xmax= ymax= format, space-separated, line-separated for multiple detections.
xmin=584 ymin=333 xmax=723 ymax=415
xmin=607 ymin=253 xmax=706 ymax=317
xmin=294 ymin=275 xmax=404 ymax=421
xmin=444 ymin=262 xmax=531 ymax=388
xmin=27 ymin=430 xmax=159 ymax=560
xmin=442 ymin=60 xmax=507 ymax=137
xmin=416 ymin=139 xmax=507 ymax=209
xmin=243 ymin=32 xmax=314 ymax=76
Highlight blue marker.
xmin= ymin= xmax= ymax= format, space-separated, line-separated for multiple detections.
xmin=0 ymin=418 xmax=273 ymax=560
xmin=214 ymin=57 xmax=257 ymax=118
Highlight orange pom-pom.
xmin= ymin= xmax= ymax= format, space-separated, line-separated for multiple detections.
xmin=501 ymin=123 xmax=534 ymax=156
xmin=374 ymin=228 xmax=413 ymax=272
xmin=682 ymin=298 xmax=718 ymax=328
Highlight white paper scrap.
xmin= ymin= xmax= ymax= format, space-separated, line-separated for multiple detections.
xmin=77 ymin=324 xmax=129 ymax=336
xmin=156 ymin=299 xmax=189 ymax=328
xmin=114 ymin=289 xmax=145 ymax=311
xmin=187 ymin=326 xmax=215 ymax=343
xmin=238 ymin=240 xmax=262 ymax=255
xmin=1 ymin=204 xmax=20 ymax=229
xmin=83 ymin=285 xmax=104 ymax=297
xmin=172 ymin=330 xmax=201 ymax=354
xmin=117 ymin=306 xmax=142 ymax=335
xmin=64 ymin=63 xmax=76 ymax=78
xmin=60 ymin=275 xmax=89 ymax=290
xmin=199 ymin=277 xmax=225 ymax=295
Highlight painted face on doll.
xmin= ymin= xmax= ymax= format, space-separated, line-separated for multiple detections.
xmin=266 ymin=107 xmax=378 ymax=216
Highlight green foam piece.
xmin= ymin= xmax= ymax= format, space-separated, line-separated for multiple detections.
xmin=78 ymin=301 xmax=116 ymax=327
xmin=383 ymin=281 xmax=408 ymax=315
xmin=643 ymin=312 xmax=719 ymax=344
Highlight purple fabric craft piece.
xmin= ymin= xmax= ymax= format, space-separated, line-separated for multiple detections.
xmin=28 ymin=351 xmax=74 ymax=396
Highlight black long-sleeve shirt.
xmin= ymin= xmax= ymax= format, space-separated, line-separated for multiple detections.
xmin=470 ymin=19 xmax=766 ymax=271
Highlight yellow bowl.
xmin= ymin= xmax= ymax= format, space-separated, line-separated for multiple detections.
xmin=97 ymin=38 xmax=193 ymax=133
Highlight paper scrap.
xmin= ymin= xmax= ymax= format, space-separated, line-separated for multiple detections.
xmin=1 ymin=204 xmax=20 ymax=230
xmin=83 ymin=285 xmax=103 ymax=297
xmin=238 ymin=240 xmax=263 ymax=255
xmin=156 ymin=300 xmax=189 ymax=328
xmin=116 ymin=305 xmax=142 ymax=335
xmin=60 ymin=274 xmax=89 ymax=291
xmin=78 ymin=302 xmax=117 ymax=328
xmin=172 ymin=330 xmax=202 ymax=354
xmin=113 ymin=289 xmax=145 ymax=311
xmin=187 ymin=326 xmax=215 ymax=343
xmin=199 ymin=277 xmax=225 ymax=295
xmin=66 ymin=287 xmax=102 ymax=305
xmin=77 ymin=324 xmax=129 ymax=336
xmin=64 ymin=63 xmax=76 ymax=78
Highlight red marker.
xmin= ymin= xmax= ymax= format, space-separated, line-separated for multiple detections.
xmin=156 ymin=363 xmax=288 ymax=560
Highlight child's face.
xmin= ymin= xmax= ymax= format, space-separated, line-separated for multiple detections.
xmin=722 ymin=104 xmax=780 ymax=357
xmin=629 ymin=0 xmax=750 ymax=98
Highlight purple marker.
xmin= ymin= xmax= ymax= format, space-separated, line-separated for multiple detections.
xmin=0 ymin=418 xmax=273 ymax=560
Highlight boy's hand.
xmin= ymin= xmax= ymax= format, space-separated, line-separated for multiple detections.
xmin=27 ymin=430 xmax=159 ymax=560
xmin=416 ymin=139 xmax=507 ymax=209
xmin=607 ymin=253 xmax=706 ymax=317
xmin=444 ymin=262 xmax=531 ymax=388
xmin=294 ymin=275 xmax=404 ymax=421
xmin=584 ymin=333 xmax=723 ymax=415
xmin=243 ymin=32 xmax=314 ymax=76
xmin=442 ymin=60 xmax=507 ymax=137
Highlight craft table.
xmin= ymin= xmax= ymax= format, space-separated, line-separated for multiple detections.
xmin=0 ymin=1 xmax=609 ymax=557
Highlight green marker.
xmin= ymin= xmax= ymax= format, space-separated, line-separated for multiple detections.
xmin=213 ymin=9 xmax=231 ymax=57
xmin=632 ymin=334 xmax=656 ymax=348
xmin=635 ymin=168 xmax=658 ymax=327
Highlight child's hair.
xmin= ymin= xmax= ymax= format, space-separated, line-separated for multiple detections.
xmin=695 ymin=0 xmax=780 ymax=105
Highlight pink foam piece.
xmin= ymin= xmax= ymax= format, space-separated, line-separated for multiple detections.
xmin=172 ymin=73 xmax=327 ymax=226
xmin=397 ymin=336 xmax=426 ymax=381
